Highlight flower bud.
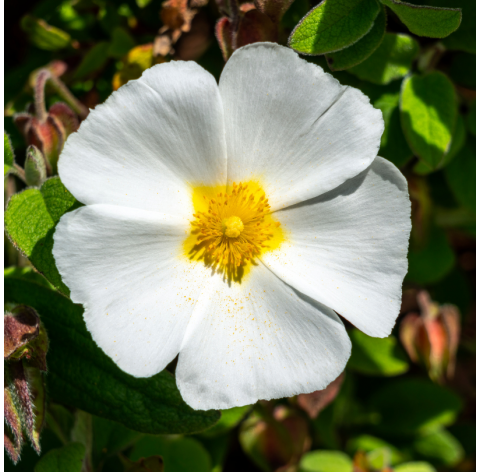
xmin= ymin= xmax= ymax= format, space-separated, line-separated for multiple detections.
xmin=4 ymin=305 xmax=40 ymax=360
xmin=240 ymin=404 xmax=311 ymax=471
xmin=24 ymin=145 xmax=47 ymax=187
xmin=297 ymin=373 xmax=344 ymax=419
xmin=253 ymin=0 xmax=295 ymax=24
xmin=400 ymin=291 xmax=460 ymax=382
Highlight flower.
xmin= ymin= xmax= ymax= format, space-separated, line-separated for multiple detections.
xmin=52 ymin=43 xmax=411 ymax=410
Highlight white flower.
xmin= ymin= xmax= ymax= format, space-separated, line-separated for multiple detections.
xmin=52 ymin=43 xmax=411 ymax=411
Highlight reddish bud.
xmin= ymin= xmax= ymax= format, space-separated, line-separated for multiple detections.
xmin=4 ymin=305 xmax=40 ymax=360
xmin=49 ymin=102 xmax=80 ymax=139
xmin=253 ymin=0 xmax=295 ymax=24
xmin=400 ymin=291 xmax=460 ymax=382
xmin=297 ymin=373 xmax=344 ymax=419
xmin=215 ymin=17 xmax=233 ymax=61
xmin=237 ymin=9 xmax=277 ymax=48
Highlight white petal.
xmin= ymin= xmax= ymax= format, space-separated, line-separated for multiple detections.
xmin=262 ymin=157 xmax=411 ymax=338
xmin=219 ymin=43 xmax=384 ymax=210
xmin=53 ymin=205 xmax=214 ymax=377
xmin=59 ymin=61 xmax=227 ymax=215
xmin=176 ymin=263 xmax=351 ymax=410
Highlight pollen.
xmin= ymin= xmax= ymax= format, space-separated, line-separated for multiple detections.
xmin=184 ymin=181 xmax=285 ymax=281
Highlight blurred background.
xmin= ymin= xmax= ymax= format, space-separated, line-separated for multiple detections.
xmin=4 ymin=0 xmax=475 ymax=471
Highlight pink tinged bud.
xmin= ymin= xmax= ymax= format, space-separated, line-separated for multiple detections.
xmin=24 ymin=365 xmax=46 ymax=454
xmin=4 ymin=305 xmax=40 ymax=360
xmin=400 ymin=291 xmax=461 ymax=382
xmin=297 ymin=373 xmax=344 ymax=419
xmin=215 ymin=17 xmax=233 ymax=61
xmin=49 ymin=102 xmax=80 ymax=138
xmin=4 ymin=371 xmax=24 ymax=463
xmin=4 ymin=428 xmax=22 ymax=464
xmin=236 ymin=9 xmax=277 ymax=49
xmin=253 ymin=0 xmax=295 ymax=24
xmin=25 ymin=145 xmax=48 ymax=187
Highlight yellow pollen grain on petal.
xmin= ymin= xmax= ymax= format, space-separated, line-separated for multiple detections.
xmin=182 ymin=180 xmax=285 ymax=282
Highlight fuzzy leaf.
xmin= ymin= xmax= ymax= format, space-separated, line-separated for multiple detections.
xmin=21 ymin=15 xmax=71 ymax=51
xmin=400 ymin=72 xmax=457 ymax=168
xmin=370 ymin=378 xmax=462 ymax=434
xmin=34 ymin=442 xmax=86 ymax=472
xmin=379 ymin=0 xmax=461 ymax=38
xmin=348 ymin=33 xmax=419 ymax=85
xmin=444 ymin=136 xmax=475 ymax=213
xmin=4 ymin=177 xmax=82 ymax=295
xmin=74 ymin=42 xmax=110 ymax=79
xmin=347 ymin=329 xmax=409 ymax=376
xmin=4 ymin=269 xmax=221 ymax=435
xmin=4 ymin=131 xmax=14 ymax=177
xmin=326 ymin=6 xmax=386 ymax=71
xmin=289 ymin=0 xmax=380 ymax=55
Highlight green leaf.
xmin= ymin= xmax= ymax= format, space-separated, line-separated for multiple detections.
xmin=423 ymin=0 xmax=475 ymax=52
xmin=444 ymin=136 xmax=476 ymax=213
xmin=130 ymin=436 xmax=212 ymax=472
xmin=108 ymin=27 xmax=136 ymax=59
xmin=288 ymin=0 xmax=380 ymax=55
xmin=21 ymin=15 xmax=71 ymax=51
xmin=201 ymin=405 xmax=252 ymax=437
xmin=400 ymin=72 xmax=457 ymax=168
xmin=348 ymin=33 xmax=419 ymax=85
xmin=74 ymin=42 xmax=110 ymax=79
xmin=4 ymin=177 xmax=82 ymax=295
xmin=375 ymin=90 xmax=413 ymax=167
xmin=370 ymin=378 xmax=462 ymax=434
xmin=407 ymin=226 xmax=455 ymax=285
xmin=414 ymin=114 xmax=466 ymax=174
xmin=34 ymin=442 xmax=85 ymax=472
xmin=300 ymin=450 xmax=353 ymax=472
xmin=4 ymin=270 xmax=221 ymax=435
xmin=413 ymin=428 xmax=464 ymax=466
xmin=347 ymin=329 xmax=409 ymax=376
xmin=346 ymin=435 xmax=404 ymax=465
xmin=393 ymin=463 xmax=436 ymax=472
xmin=326 ymin=7 xmax=386 ymax=70
xmin=4 ymin=131 xmax=15 ymax=177
xmin=379 ymin=0 xmax=461 ymax=38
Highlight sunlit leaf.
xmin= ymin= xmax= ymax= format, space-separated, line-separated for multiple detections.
xmin=394 ymin=463 xmax=436 ymax=472
xmin=326 ymin=7 xmax=386 ymax=71
xmin=300 ymin=450 xmax=353 ymax=472
xmin=414 ymin=428 xmax=464 ymax=466
xmin=348 ymin=33 xmax=419 ymax=85
xmin=288 ymin=0 xmax=380 ymax=55
xmin=400 ymin=72 xmax=457 ymax=168
xmin=21 ymin=15 xmax=71 ymax=51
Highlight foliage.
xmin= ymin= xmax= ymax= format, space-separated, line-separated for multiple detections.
xmin=4 ymin=0 xmax=475 ymax=470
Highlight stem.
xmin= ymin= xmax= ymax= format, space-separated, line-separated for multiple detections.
xmin=35 ymin=70 xmax=50 ymax=122
xmin=12 ymin=164 xmax=26 ymax=184
xmin=48 ymin=75 xmax=89 ymax=120
xmin=228 ymin=0 xmax=240 ymax=50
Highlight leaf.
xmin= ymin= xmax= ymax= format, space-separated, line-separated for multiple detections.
xmin=346 ymin=435 xmax=404 ymax=465
xmin=393 ymin=463 xmax=436 ymax=472
xmin=413 ymin=428 xmax=464 ymax=466
xmin=4 ymin=270 xmax=221 ymax=435
xmin=34 ymin=442 xmax=86 ymax=472
xmin=414 ymin=114 xmax=466 ymax=174
xmin=370 ymin=378 xmax=462 ymax=434
xmin=348 ymin=33 xmax=419 ymax=85
xmin=379 ymin=0 xmax=461 ymax=38
xmin=466 ymin=101 xmax=475 ymax=136
xmin=326 ymin=6 xmax=386 ymax=71
xmin=130 ymin=436 xmax=212 ymax=472
xmin=400 ymin=72 xmax=457 ymax=168
xmin=444 ymin=136 xmax=476 ymax=213
xmin=108 ymin=27 xmax=136 ymax=59
xmin=201 ymin=405 xmax=252 ymax=437
xmin=288 ymin=0 xmax=380 ymax=55
xmin=422 ymin=0 xmax=474 ymax=52
xmin=4 ymin=177 xmax=82 ymax=295
xmin=347 ymin=329 xmax=409 ymax=376
xmin=375 ymin=91 xmax=413 ymax=168
xmin=21 ymin=15 xmax=71 ymax=51
xmin=4 ymin=131 xmax=15 ymax=177
xmin=299 ymin=450 xmax=353 ymax=472
xmin=74 ymin=42 xmax=110 ymax=79
xmin=407 ymin=226 xmax=455 ymax=285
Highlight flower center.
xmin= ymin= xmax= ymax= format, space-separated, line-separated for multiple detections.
xmin=184 ymin=181 xmax=285 ymax=280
